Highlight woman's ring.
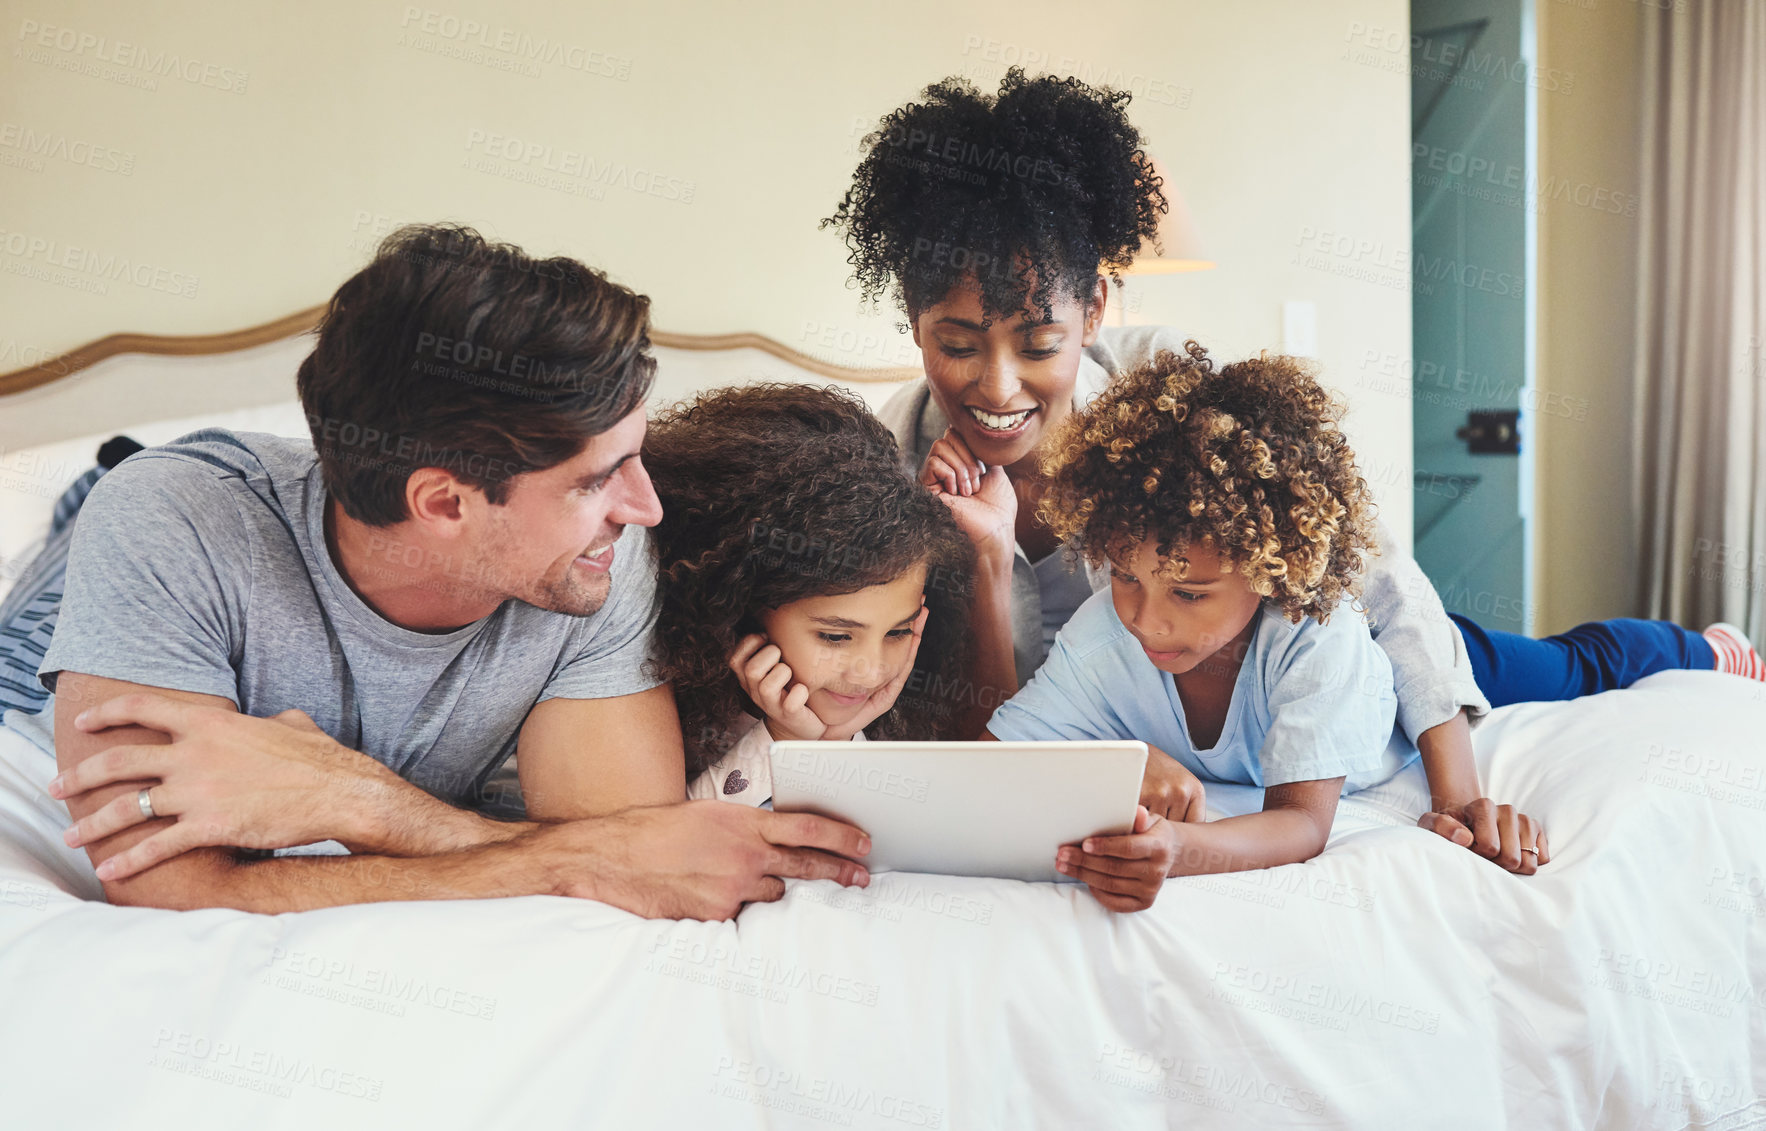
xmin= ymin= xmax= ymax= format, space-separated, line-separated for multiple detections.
xmin=137 ymin=788 xmax=155 ymax=821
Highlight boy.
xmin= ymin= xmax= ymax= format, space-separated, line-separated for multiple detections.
xmin=986 ymin=343 xmax=1545 ymax=911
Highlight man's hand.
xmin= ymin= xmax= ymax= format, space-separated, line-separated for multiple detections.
xmin=51 ymin=692 xmax=431 ymax=879
xmin=920 ymin=427 xmax=1017 ymax=565
xmin=1054 ymin=805 xmax=1178 ymax=912
xmin=543 ymin=801 xmax=873 ymax=920
xmin=1418 ymin=799 xmax=1550 ymax=875
xmin=1140 ymin=744 xmax=1206 ymax=822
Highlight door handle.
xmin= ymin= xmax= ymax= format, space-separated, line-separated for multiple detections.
xmin=1455 ymin=410 xmax=1521 ymax=455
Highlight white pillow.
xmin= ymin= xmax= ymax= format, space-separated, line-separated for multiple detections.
xmin=0 ymin=400 xmax=311 ymax=605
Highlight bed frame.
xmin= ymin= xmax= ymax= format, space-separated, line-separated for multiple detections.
xmin=0 ymin=307 xmax=922 ymax=453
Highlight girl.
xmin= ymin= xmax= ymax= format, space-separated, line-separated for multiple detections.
xmin=824 ymin=68 xmax=1762 ymax=875
xmin=642 ymin=383 xmax=973 ymax=806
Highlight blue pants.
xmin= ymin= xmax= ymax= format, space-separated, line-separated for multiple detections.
xmin=1450 ymin=614 xmax=1716 ymax=709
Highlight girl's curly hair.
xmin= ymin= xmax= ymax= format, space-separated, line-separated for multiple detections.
xmin=644 ymin=383 xmax=975 ymax=778
xmin=1037 ymin=343 xmax=1378 ymax=624
xmin=822 ymin=68 xmax=1166 ymax=322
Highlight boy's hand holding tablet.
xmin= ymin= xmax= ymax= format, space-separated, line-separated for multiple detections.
xmin=1055 ymin=805 xmax=1179 ymax=912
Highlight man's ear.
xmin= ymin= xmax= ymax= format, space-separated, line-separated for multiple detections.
xmin=404 ymin=468 xmax=470 ymax=533
xmin=1081 ymin=277 xmax=1109 ymax=346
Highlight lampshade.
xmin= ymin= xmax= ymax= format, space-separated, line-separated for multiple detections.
xmin=1123 ymin=160 xmax=1214 ymax=275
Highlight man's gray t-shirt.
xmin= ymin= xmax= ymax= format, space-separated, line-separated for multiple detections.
xmin=30 ymin=429 xmax=661 ymax=807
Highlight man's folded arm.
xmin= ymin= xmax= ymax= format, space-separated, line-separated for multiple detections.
xmin=516 ymin=684 xmax=685 ymax=820
xmin=52 ymin=672 xmax=544 ymax=910
xmin=102 ymin=837 xmax=567 ymax=914
xmin=53 ymin=672 xmax=876 ymax=917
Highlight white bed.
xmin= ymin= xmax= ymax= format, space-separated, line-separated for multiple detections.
xmin=2 ymin=674 xmax=1762 ymax=1129
xmin=0 ymin=320 xmax=1762 ymax=1129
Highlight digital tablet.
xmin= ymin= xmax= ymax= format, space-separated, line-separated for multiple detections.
xmin=768 ymin=740 xmax=1149 ymax=883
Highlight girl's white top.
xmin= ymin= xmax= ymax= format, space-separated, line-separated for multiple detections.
xmin=688 ymin=715 xmax=867 ymax=807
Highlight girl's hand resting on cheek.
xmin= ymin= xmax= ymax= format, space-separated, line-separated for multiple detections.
xmin=1056 ymin=805 xmax=1179 ymax=912
xmin=728 ymin=607 xmax=930 ymax=743
xmin=730 ymin=635 xmax=829 ymax=741
xmin=1418 ymin=799 xmax=1550 ymax=875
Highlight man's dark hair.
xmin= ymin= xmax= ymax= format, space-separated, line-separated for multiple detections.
xmin=823 ymin=67 xmax=1167 ymax=323
xmin=297 ymin=223 xmax=656 ymax=526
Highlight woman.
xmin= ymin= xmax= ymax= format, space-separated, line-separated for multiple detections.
xmin=823 ymin=68 xmax=1759 ymax=870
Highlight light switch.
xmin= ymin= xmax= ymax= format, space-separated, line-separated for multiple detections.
xmin=1283 ymin=300 xmax=1318 ymax=357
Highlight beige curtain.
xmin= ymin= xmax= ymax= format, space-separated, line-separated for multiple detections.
xmin=1634 ymin=0 xmax=1766 ymax=640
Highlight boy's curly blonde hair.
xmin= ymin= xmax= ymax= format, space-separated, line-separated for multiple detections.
xmin=1037 ymin=341 xmax=1378 ymax=624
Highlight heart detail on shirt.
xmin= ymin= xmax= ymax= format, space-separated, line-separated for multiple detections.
xmin=723 ymin=769 xmax=749 ymax=795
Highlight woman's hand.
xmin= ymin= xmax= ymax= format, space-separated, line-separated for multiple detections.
xmin=1414 ymin=712 xmax=1547 ymax=874
xmin=921 ymin=427 xmax=1017 ymax=566
xmin=821 ymin=606 xmax=929 ymax=741
xmin=1056 ymin=805 xmax=1178 ymax=912
xmin=1140 ymin=744 xmax=1207 ymax=823
xmin=729 ymin=635 xmax=830 ymax=741
xmin=921 ymin=425 xmax=988 ymax=497
xmin=1418 ymin=799 xmax=1550 ymax=875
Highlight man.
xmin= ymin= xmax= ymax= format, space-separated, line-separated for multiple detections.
xmin=20 ymin=224 xmax=871 ymax=919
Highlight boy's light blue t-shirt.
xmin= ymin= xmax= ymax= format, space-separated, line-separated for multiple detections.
xmin=987 ymin=590 xmax=1419 ymax=795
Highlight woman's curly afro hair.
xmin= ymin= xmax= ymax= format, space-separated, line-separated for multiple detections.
xmin=1037 ymin=343 xmax=1379 ymax=624
xmin=823 ymin=67 xmax=1167 ymax=322
xmin=644 ymin=383 xmax=975 ymax=778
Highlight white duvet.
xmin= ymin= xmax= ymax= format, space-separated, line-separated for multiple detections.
xmin=0 ymin=670 xmax=1762 ymax=1130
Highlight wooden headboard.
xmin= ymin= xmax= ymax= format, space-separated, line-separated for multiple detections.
xmin=0 ymin=307 xmax=923 ymax=452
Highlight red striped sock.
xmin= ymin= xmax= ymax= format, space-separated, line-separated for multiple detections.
xmin=1702 ymin=623 xmax=1766 ymax=681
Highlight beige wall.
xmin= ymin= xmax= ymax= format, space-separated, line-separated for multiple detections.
xmin=0 ymin=0 xmax=1417 ymax=540
xmin=1533 ymin=0 xmax=1646 ymax=633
